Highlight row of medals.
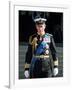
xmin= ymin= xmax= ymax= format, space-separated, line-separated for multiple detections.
xmin=36 ymin=36 xmax=49 ymax=55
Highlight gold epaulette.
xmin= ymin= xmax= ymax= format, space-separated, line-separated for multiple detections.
xmin=29 ymin=34 xmax=38 ymax=53
xmin=29 ymin=34 xmax=36 ymax=45
xmin=29 ymin=35 xmax=33 ymax=45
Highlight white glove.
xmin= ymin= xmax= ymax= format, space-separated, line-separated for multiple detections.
xmin=24 ymin=70 xmax=29 ymax=78
xmin=53 ymin=68 xmax=58 ymax=76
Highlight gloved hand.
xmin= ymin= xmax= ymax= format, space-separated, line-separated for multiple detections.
xmin=53 ymin=67 xmax=58 ymax=76
xmin=24 ymin=70 xmax=29 ymax=78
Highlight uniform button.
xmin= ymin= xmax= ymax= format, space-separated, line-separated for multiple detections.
xmin=45 ymin=50 xmax=49 ymax=54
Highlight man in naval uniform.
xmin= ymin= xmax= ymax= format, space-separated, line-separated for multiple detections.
xmin=24 ymin=16 xmax=58 ymax=78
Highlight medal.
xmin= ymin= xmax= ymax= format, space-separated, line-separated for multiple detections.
xmin=45 ymin=44 xmax=49 ymax=49
xmin=45 ymin=50 xmax=49 ymax=54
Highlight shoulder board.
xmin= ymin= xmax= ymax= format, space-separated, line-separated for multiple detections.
xmin=29 ymin=34 xmax=37 ymax=44
xmin=45 ymin=33 xmax=53 ymax=37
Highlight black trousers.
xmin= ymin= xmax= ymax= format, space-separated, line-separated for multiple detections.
xmin=30 ymin=58 xmax=53 ymax=78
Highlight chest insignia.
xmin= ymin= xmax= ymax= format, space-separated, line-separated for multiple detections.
xmin=43 ymin=37 xmax=50 ymax=43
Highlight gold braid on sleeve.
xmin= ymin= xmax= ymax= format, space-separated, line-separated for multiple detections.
xmin=24 ymin=63 xmax=30 ymax=69
xmin=54 ymin=59 xmax=58 ymax=66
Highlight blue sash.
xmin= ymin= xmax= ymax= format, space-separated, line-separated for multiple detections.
xmin=35 ymin=41 xmax=47 ymax=55
xmin=29 ymin=40 xmax=48 ymax=75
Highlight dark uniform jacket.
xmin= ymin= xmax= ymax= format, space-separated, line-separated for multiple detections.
xmin=24 ymin=33 xmax=58 ymax=78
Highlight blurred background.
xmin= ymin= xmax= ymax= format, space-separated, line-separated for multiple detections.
xmin=19 ymin=11 xmax=63 ymax=79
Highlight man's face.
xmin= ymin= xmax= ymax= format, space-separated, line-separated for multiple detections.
xmin=36 ymin=23 xmax=46 ymax=34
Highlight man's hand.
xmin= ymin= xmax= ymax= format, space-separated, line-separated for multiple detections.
xmin=24 ymin=63 xmax=30 ymax=78
xmin=24 ymin=70 xmax=29 ymax=78
xmin=53 ymin=68 xmax=58 ymax=76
